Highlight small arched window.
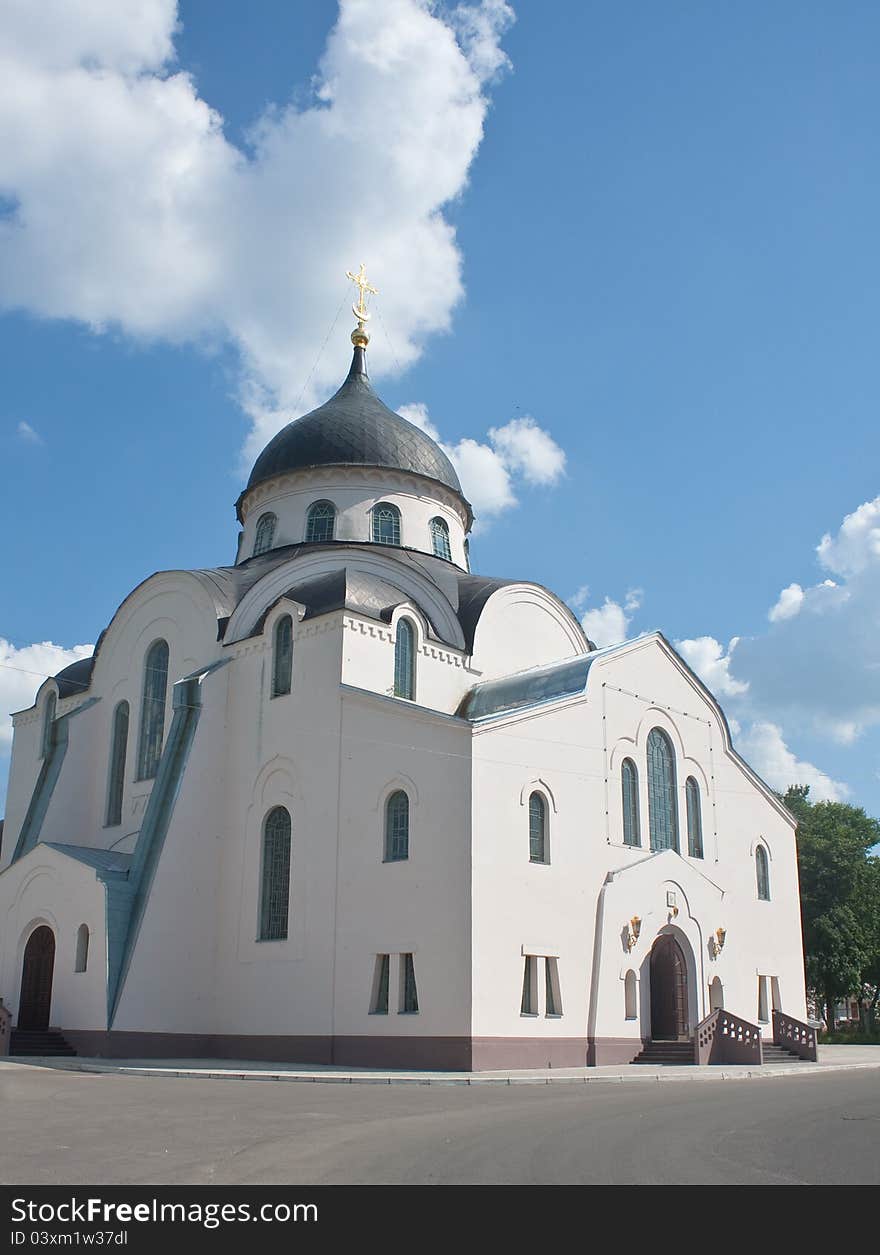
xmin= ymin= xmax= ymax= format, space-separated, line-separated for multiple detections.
xmin=271 ymin=615 xmax=293 ymax=698
xmin=394 ymin=619 xmax=415 ymax=700
xmin=685 ymin=776 xmax=703 ymax=859
xmin=624 ymin=969 xmax=637 ymax=1020
xmin=106 ymin=700 xmax=130 ymax=826
xmin=41 ymin=691 xmax=57 ymax=759
xmin=384 ymin=790 xmax=409 ymax=862
xmin=529 ymin=792 xmax=548 ymax=864
xmin=74 ymin=924 xmax=89 ymax=973
xmin=622 ymin=758 xmax=640 ymax=847
xmin=259 ymin=806 xmax=291 ymax=941
xmin=709 ymin=976 xmax=724 ymax=1011
xmin=136 ymin=640 xmax=169 ymax=781
xmin=756 ymin=844 xmax=771 ymax=900
xmin=463 ymin=538 xmax=470 ymax=572
xmin=306 ymin=500 xmax=336 ymax=543
xmin=430 ymin=517 xmax=451 ymax=561
xmin=253 ymin=512 xmax=277 ymax=557
xmin=372 ymin=502 xmax=401 ymax=546
xmin=647 ymin=727 xmax=678 ymax=852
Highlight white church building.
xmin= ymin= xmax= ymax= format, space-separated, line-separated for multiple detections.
xmin=0 ymin=294 xmax=809 ymax=1069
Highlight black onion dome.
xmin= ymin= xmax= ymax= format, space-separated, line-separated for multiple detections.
xmin=240 ymin=347 xmax=468 ymax=519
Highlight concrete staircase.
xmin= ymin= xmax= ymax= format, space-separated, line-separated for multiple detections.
xmin=631 ymin=1040 xmax=695 ymax=1066
xmin=10 ymin=1029 xmax=77 ymax=1057
xmin=761 ymin=1042 xmax=806 ymax=1064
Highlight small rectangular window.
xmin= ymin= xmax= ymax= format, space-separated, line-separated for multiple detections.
xmin=400 ymin=953 xmax=419 ymax=1014
xmin=521 ymin=955 xmax=538 ymax=1015
xmin=371 ymin=954 xmax=389 ymax=1014
xmin=545 ymin=957 xmax=562 ymax=1017
xmin=758 ymin=975 xmax=770 ymax=1023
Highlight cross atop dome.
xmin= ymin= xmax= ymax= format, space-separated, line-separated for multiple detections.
xmin=346 ymin=262 xmax=378 ymax=348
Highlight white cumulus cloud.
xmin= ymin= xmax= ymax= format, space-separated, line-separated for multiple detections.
xmin=487 ymin=416 xmax=567 ymax=485
xmin=569 ymin=586 xmax=642 ymax=648
xmin=0 ymin=0 xmax=516 ymax=464
xmin=735 ymin=721 xmax=849 ymax=803
xmin=817 ymin=496 xmax=880 ymax=577
xmin=675 ymin=635 xmax=749 ymax=698
xmin=768 ymin=582 xmax=804 ymax=622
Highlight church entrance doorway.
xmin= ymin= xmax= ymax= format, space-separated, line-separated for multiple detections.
xmin=650 ymin=934 xmax=689 ymax=1040
xmin=18 ymin=926 xmax=55 ymax=1030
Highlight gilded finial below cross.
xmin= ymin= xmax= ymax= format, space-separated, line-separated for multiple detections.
xmin=346 ymin=263 xmax=378 ymax=348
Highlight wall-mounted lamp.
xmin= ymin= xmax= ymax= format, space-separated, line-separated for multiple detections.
xmin=626 ymin=916 xmax=641 ymax=951
xmin=709 ymin=927 xmax=727 ymax=958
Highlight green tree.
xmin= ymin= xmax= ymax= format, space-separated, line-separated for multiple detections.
xmin=783 ymin=786 xmax=880 ymax=1032
xmin=853 ymin=855 xmax=880 ymax=1031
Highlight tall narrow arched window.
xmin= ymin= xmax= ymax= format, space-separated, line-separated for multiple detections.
xmin=259 ymin=806 xmax=291 ymax=941
xmin=624 ymin=969 xmax=637 ymax=1020
xmin=41 ymin=691 xmax=57 ymax=759
xmin=305 ymin=500 xmax=336 ymax=543
xmin=621 ymin=758 xmax=640 ymax=847
xmin=253 ymin=512 xmax=276 ymax=557
xmin=529 ymin=792 xmax=548 ymax=863
xmin=106 ymin=701 xmax=129 ymax=826
xmin=463 ymin=538 xmax=470 ymax=572
xmin=74 ymin=924 xmax=89 ymax=973
xmin=686 ymin=776 xmax=703 ymax=858
xmin=136 ymin=640 xmax=169 ymax=781
xmin=271 ymin=615 xmax=293 ymax=698
xmin=394 ymin=619 xmax=415 ymax=699
xmin=384 ymin=790 xmax=409 ymax=862
xmin=756 ymin=844 xmax=770 ymax=900
xmin=430 ymin=516 xmax=451 ymax=561
xmin=372 ymin=502 xmax=401 ymax=546
xmin=647 ymin=727 xmax=678 ymax=852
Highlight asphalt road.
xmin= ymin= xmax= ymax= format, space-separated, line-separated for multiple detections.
xmin=1 ymin=1064 xmax=878 ymax=1185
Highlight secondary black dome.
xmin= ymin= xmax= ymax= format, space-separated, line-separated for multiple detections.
xmin=241 ymin=346 xmax=467 ymax=514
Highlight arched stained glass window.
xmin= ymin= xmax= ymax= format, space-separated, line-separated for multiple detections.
xmin=529 ymin=792 xmax=548 ymax=863
xmin=686 ymin=776 xmax=704 ymax=858
xmin=306 ymin=500 xmax=336 ymax=543
xmin=384 ymin=790 xmax=409 ymax=861
xmin=253 ymin=512 xmax=276 ymax=557
xmin=756 ymin=845 xmax=770 ymax=900
xmin=41 ymin=691 xmax=57 ymax=759
xmin=647 ymin=727 xmax=678 ymax=852
xmin=75 ymin=924 xmax=89 ymax=973
xmin=394 ymin=619 xmax=415 ymax=700
xmin=372 ymin=502 xmax=401 ymax=546
xmin=430 ymin=516 xmax=451 ymax=561
xmin=259 ymin=806 xmax=291 ymax=941
xmin=272 ymin=615 xmax=293 ymax=698
xmin=136 ymin=640 xmax=169 ymax=781
xmin=622 ymin=758 xmax=640 ymax=847
xmin=106 ymin=701 xmax=129 ymax=826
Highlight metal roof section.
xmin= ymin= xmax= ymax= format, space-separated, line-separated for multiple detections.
xmin=53 ymin=656 xmax=95 ymax=699
xmin=45 ymin=843 xmax=133 ymax=878
xmin=237 ymin=346 xmax=471 ymax=523
xmin=458 ymin=640 xmax=632 ymax=722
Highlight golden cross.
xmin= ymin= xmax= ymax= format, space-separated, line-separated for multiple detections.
xmin=346 ymin=263 xmax=378 ymax=320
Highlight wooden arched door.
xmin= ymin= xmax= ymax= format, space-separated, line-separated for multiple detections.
xmin=18 ymin=926 xmax=55 ymax=1030
xmin=650 ymin=934 xmax=689 ymax=1040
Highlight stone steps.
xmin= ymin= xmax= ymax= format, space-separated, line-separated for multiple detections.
xmin=632 ymin=1040 xmax=695 ymax=1066
xmin=10 ymin=1029 xmax=77 ymax=1057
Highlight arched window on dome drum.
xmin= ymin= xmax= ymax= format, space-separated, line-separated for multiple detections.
xmin=394 ymin=619 xmax=415 ymax=700
xmin=106 ymin=700 xmax=129 ymax=826
xmin=464 ymin=538 xmax=470 ymax=572
xmin=430 ymin=516 xmax=451 ymax=561
xmin=384 ymin=790 xmax=409 ymax=862
xmin=305 ymin=500 xmax=336 ymax=543
xmin=621 ymin=758 xmax=640 ymax=847
xmin=647 ymin=727 xmax=678 ymax=852
xmin=259 ymin=806 xmax=291 ymax=941
xmin=529 ymin=792 xmax=548 ymax=863
xmin=372 ymin=502 xmax=401 ymax=546
xmin=41 ymin=691 xmax=57 ymax=759
xmin=253 ymin=512 xmax=276 ymax=557
xmin=686 ymin=776 xmax=704 ymax=858
xmin=136 ymin=640 xmax=169 ymax=781
xmin=756 ymin=844 xmax=771 ymax=900
xmin=272 ymin=615 xmax=293 ymax=698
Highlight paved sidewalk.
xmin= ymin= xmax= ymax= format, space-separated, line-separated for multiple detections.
xmin=2 ymin=1043 xmax=878 ymax=1085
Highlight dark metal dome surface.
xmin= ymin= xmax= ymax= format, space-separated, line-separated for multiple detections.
xmin=243 ymin=347 xmax=464 ymax=503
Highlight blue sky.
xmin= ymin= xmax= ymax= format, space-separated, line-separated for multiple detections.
xmin=2 ymin=0 xmax=879 ymax=818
